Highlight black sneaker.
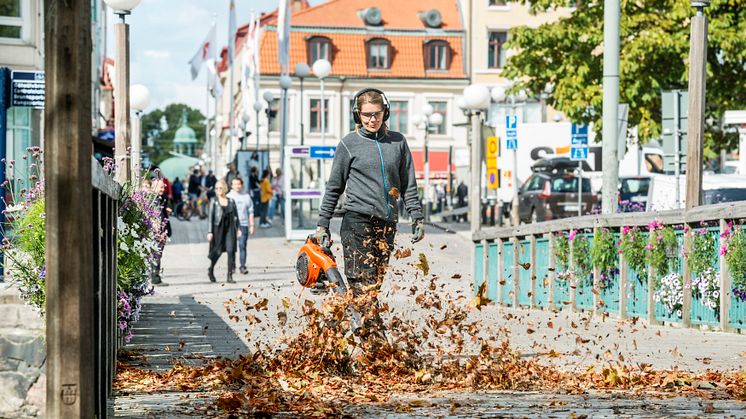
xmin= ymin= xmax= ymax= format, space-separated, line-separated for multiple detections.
xmin=240 ymin=266 xmax=248 ymax=275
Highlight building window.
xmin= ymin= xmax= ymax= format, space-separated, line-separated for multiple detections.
xmin=268 ymin=98 xmax=281 ymax=132
xmin=7 ymin=107 xmax=33 ymax=193
xmin=424 ymin=40 xmax=449 ymax=71
xmin=428 ymin=101 xmax=447 ymax=135
xmin=488 ymin=31 xmax=508 ymax=69
xmin=0 ymin=0 xmax=25 ymax=39
xmin=307 ymin=36 xmax=331 ymax=64
xmin=367 ymin=39 xmax=390 ymax=69
xmin=389 ymin=101 xmax=408 ymax=134
xmin=309 ymin=98 xmax=330 ymax=133
xmin=488 ymin=0 xmax=508 ymax=6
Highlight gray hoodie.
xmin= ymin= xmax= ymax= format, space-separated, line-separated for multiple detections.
xmin=317 ymin=127 xmax=424 ymax=229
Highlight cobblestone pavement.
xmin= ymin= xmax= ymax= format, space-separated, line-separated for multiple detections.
xmin=114 ymin=217 xmax=746 ymax=417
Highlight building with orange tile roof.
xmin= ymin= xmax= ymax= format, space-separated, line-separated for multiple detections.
xmin=215 ymin=0 xmax=471 ymax=193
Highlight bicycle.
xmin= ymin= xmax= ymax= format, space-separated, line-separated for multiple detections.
xmin=174 ymin=192 xmax=194 ymax=221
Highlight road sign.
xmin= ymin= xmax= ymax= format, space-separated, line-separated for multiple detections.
xmin=661 ymin=90 xmax=689 ymax=173
xmin=11 ymin=71 xmax=44 ymax=109
xmin=486 ymin=136 xmax=498 ymax=189
xmin=571 ymin=124 xmax=588 ymax=144
xmin=505 ymin=115 xmax=518 ymax=150
xmin=309 ymin=145 xmax=336 ymax=159
xmin=290 ymin=146 xmax=310 ymax=157
xmin=571 ymin=147 xmax=589 ymax=160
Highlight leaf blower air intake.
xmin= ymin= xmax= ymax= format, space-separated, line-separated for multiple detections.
xmin=296 ymin=235 xmax=348 ymax=295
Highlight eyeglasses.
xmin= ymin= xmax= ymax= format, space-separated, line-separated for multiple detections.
xmin=359 ymin=111 xmax=384 ymax=121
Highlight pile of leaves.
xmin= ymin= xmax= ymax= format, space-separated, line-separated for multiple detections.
xmin=115 ymin=253 xmax=746 ymax=415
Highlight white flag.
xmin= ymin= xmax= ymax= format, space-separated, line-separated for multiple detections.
xmin=206 ymin=59 xmax=223 ymax=98
xmin=277 ymin=0 xmax=291 ymax=68
xmin=188 ymin=24 xmax=216 ymax=80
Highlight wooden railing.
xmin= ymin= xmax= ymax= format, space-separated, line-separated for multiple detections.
xmin=91 ymin=158 xmax=120 ymax=417
xmin=472 ymin=201 xmax=746 ymax=332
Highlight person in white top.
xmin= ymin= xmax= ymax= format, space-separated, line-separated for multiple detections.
xmin=268 ymin=168 xmax=285 ymax=221
xmin=227 ymin=177 xmax=255 ymax=275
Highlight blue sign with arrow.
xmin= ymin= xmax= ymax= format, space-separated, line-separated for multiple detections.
xmin=309 ymin=145 xmax=336 ymax=159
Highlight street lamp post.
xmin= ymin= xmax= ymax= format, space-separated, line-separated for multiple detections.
xmin=462 ymin=84 xmax=491 ymax=234
xmin=263 ymin=90 xmax=275 ymax=167
xmin=279 ymin=75 xmax=292 ymax=168
xmin=294 ymin=63 xmax=310 ymax=146
xmin=414 ymin=104 xmax=444 ymax=222
xmin=130 ymin=84 xmax=150 ymax=186
xmin=105 ymin=0 xmax=141 ymax=184
xmin=312 ymin=59 xmax=331 ymax=189
xmin=253 ymin=100 xmax=263 ymax=154
xmin=241 ymin=111 xmax=251 ymax=151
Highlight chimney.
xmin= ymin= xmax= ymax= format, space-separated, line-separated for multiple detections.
xmin=293 ymin=0 xmax=303 ymax=13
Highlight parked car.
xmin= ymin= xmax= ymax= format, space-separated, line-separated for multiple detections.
xmin=514 ymin=158 xmax=597 ymax=223
xmin=618 ymin=176 xmax=651 ymax=212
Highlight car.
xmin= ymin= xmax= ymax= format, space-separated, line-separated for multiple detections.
xmin=516 ymin=171 xmax=597 ymax=223
xmin=618 ymin=176 xmax=651 ymax=212
xmin=721 ymin=161 xmax=741 ymax=175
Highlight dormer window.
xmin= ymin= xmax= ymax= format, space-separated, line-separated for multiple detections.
xmin=307 ymin=36 xmax=332 ymax=64
xmin=367 ymin=38 xmax=391 ymax=70
xmin=424 ymin=40 xmax=450 ymax=71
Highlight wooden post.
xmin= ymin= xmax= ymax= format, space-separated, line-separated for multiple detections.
xmin=529 ymin=234 xmax=537 ymax=308
xmin=647 ymin=232 xmax=659 ymax=325
xmin=569 ymin=234 xmax=577 ymax=311
xmin=619 ymin=254 xmax=628 ymax=320
xmin=592 ymin=227 xmax=601 ymax=315
xmin=44 ymin=0 xmax=95 ymax=416
xmin=719 ymin=219 xmax=732 ymax=332
xmin=548 ymin=233 xmax=556 ymax=309
xmin=685 ymin=5 xmax=708 ymax=210
xmin=114 ymin=21 xmax=131 ymax=184
xmin=497 ymin=239 xmax=504 ymax=305
xmin=681 ymin=226 xmax=693 ymax=327
xmin=512 ymin=237 xmax=520 ymax=307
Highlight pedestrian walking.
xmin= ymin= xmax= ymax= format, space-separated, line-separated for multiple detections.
xmin=259 ymin=169 xmax=273 ymax=228
xmin=248 ymin=166 xmax=260 ymax=212
xmin=315 ymin=88 xmax=424 ymax=339
xmin=456 ymin=180 xmax=468 ymax=222
xmin=227 ymin=177 xmax=255 ymax=275
xmin=207 ymin=180 xmax=241 ymax=284
xmin=225 ymin=162 xmax=241 ymax=186
xmin=268 ymin=167 xmax=285 ymax=221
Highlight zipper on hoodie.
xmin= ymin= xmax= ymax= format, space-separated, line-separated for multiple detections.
xmin=374 ymin=140 xmax=391 ymax=219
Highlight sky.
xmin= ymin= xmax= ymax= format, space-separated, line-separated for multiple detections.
xmin=106 ymin=0 xmax=324 ymax=116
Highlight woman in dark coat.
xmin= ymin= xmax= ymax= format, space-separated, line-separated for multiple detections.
xmin=207 ymin=180 xmax=241 ymax=283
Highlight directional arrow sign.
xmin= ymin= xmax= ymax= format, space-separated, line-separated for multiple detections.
xmin=309 ymin=145 xmax=336 ymax=159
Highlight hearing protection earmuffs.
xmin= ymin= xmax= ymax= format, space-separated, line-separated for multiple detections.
xmin=351 ymin=88 xmax=390 ymax=124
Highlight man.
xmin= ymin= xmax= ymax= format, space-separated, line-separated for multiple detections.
xmin=456 ymin=181 xmax=468 ymax=222
xmin=227 ymin=177 xmax=255 ymax=274
xmin=225 ymin=162 xmax=241 ymax=187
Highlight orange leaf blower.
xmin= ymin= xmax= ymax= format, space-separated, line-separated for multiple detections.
xmin=296 ymin=235 xmax=348 ymax=295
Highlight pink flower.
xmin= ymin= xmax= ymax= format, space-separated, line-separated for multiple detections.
xmin=645 ymin=243 xmax=653 ymax=250
xmin=622 ymin=226 xmax=631 ymax=235
xmin=568 ymin=229 xmax=577 ymax=242
xmin=719 ymin=245 xmax=728 ymax=256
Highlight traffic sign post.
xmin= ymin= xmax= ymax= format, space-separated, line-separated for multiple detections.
xmin=506 ymin=115 xmax=519 ymax=225
xmin=309 ymin=145 xmax=335 ymax=159
xmin=570 ymin=124 xmax=588 ymax=217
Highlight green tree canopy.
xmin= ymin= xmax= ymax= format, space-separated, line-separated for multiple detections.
xmin=142 ymin=103 xmax=206 ymax=165
xmin=503 ymin=0 xmax=746 ymax=155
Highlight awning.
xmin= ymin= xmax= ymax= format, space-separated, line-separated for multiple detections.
xmin=410 ymin=150 xmax=455 ymax=180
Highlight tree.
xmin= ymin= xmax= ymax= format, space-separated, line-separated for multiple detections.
xmin=142 ymin=103 xmax=206 ymax=165
xmin=503 ymin=0 xmax=746 ymax=156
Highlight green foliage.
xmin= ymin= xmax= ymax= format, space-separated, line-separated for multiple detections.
xmin=688 ymin=229 xmax=717 ymax=276
xmin=142 ymin=103 xmax=206 ymax=165
xmin=620 ymin=227 xmax=648 ymax=282
xmin=504 ymin=0 xmax=746 ymax=153
xmin=648 ymin=226 xmax=678 ymax=278
xmin=554 ymin=233 xmax=569 ymax=268
xmin=592 ymin=228 xmax=617 ymax=278
xmin=6 ymin=199 xmax=46 ymax=312
xmin=725 ymin=228 xmax=746 ymax=292
xmin=573 ymin=234 xmax=592 ymax=281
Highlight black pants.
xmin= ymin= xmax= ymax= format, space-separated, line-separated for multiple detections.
xmin=209 ymin=251 xmax=235 ymax=274
xmin=340 ymin=211 xmax=397 ymax=293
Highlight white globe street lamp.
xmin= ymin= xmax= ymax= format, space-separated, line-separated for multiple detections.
xmin=490 ymin=86 xmax=506 ymax=103
xmin=312 ymin=59 xmax=331 ymax=79
xmin=411 ymin=113 xmax=424 ymax=127
xmin=129 ymin=84 xmax=149 ymax=185
xmin=130 ymin=84 xmax=150 ymax=112
xmin=242 ymin=112 xmax=251 ymax=124
xmin=428 ymin=112 xmax=444 ymax=127
xmin=104 ymin=0 xmax=141 ymax=16
xmin=262 ymin=90 xmax=275 ymax=104
xmin=294 ymin=63 xmax=310 ymax=146
xmin=422 ymin=103 xmax=434 ymax=117
xmin=294 ymin=62 xmax=310 ymax=78
xmin=279 ymin=75 xmax=292 ymax=90
xmin=463 ymin=84 xmax=491 ymax=110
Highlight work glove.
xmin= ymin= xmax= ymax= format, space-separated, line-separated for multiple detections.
xmin=411 ymin=218 xmax=425 ymax=244
xmin=314 ymin=226 xmax=331 ymax=248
